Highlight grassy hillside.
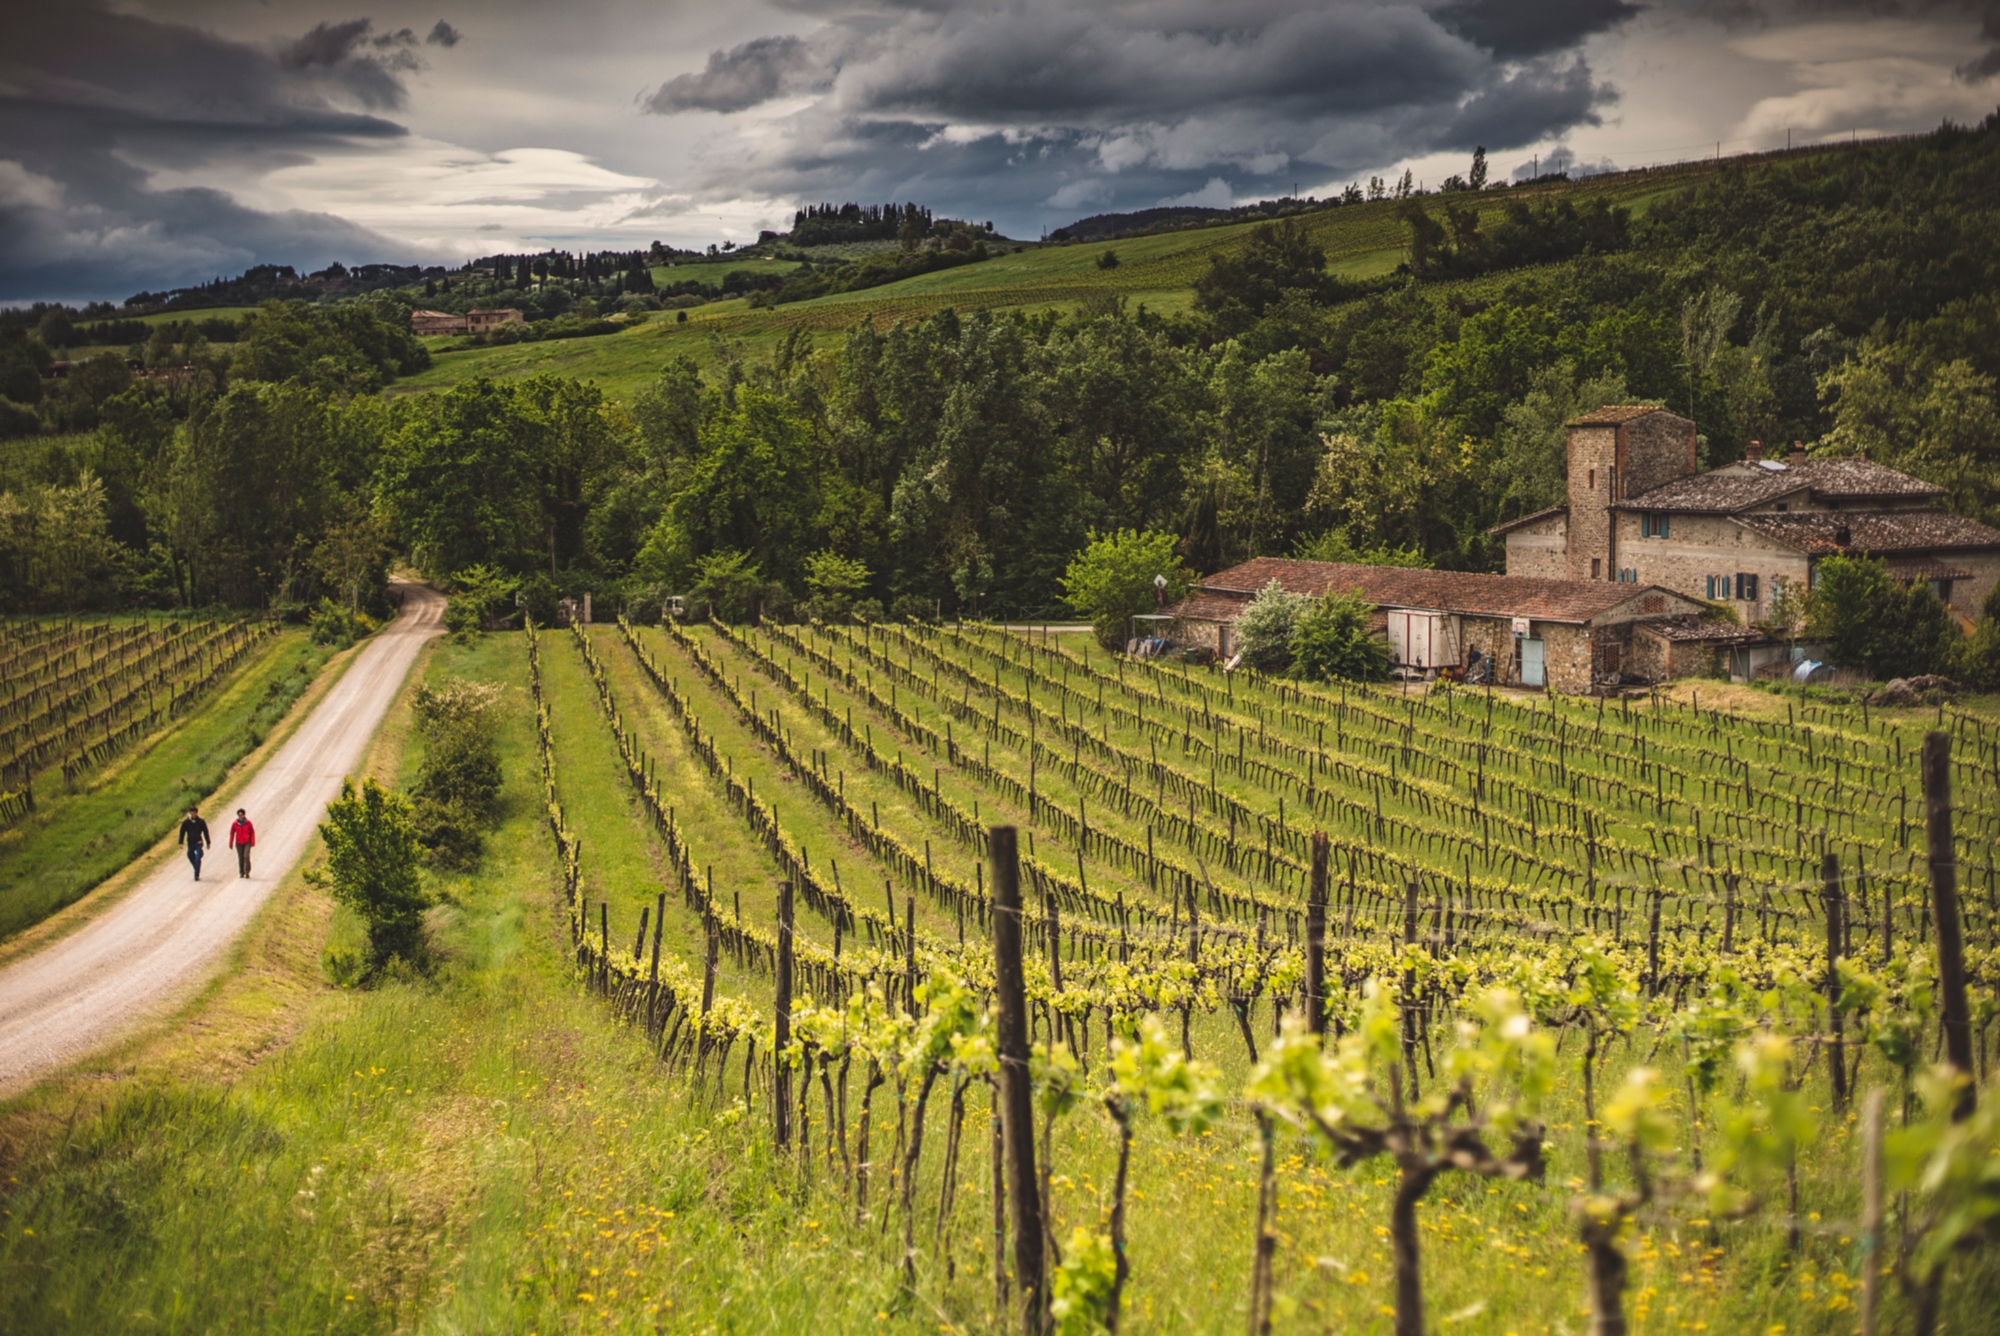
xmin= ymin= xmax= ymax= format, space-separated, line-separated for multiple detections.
xmin=398 ymin=160 xmax=1723 ymax=401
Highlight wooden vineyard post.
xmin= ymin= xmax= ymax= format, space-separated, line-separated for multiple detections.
xmin=989 ymin=826 xmax=1045 ymax=1333
xmin=1922 ymin=732 xmax=1975 ymax=1119
xmin=648 ymin=891 xmax=665 ymax=1033
xmin=1859 ymin=1087 xmax=1885 ymax=1336
xmin=775 ymin=873 xmax=796 ymax=1147
xmin=1820 ymin=853 xmax=1848 ymax=1110
xmin=1306 ymin=832 xmax=1329 ymax=1036
xmin=1401 ymin=880 xmax=1421 ymax=1099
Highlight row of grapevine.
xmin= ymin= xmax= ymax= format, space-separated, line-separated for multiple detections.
xmin=517 ymin=616 xmax=1998 ymax=1335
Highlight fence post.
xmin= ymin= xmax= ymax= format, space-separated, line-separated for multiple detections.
xmin=1922 ymin=732 xmax=1975 ymax=1120
xmin=1402 ymin=880 xmax=1421 ymax=1099
xmin=775 ymin=873 xmax=795 ymax=1148
xmin=1859 ymin=1087 xmax=1885 ymax=1336
xmin=1820 ymin=852 xmax=1848 ymax=1110
xmin=989 ymin=825 xmax=1045 ymax=1334
xmin=1305 ymin=832 xmax=1328 ymax=1036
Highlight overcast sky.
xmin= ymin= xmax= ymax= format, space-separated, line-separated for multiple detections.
xmin=5 ymin=0 xmax=1999 ymax=303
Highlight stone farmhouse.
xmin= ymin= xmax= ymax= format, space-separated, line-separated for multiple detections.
xmin=409 ymin=308 xmax=526 ymax=336
xmin=1162 ymin=558 xmax=1706 ymax=694
xmin=1490 ymin=406 xmax=2000 ymax=628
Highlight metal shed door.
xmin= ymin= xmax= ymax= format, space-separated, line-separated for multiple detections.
xmin=1520 ymin=637 xmax=1546 ymax=687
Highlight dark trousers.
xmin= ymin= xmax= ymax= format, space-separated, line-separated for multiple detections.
xmin=187 ymin=845 xmax=203 ymax=879
xmin=236 ymin=844 xmax=252 ymax=878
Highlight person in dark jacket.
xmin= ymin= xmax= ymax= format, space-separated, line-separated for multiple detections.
xmin=229 ymin=809 xmax=255 ymax=878
xmin=178 ymin=806 xmax=211 ymax=880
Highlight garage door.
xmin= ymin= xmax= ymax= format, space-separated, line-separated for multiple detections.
xmin=1520 ymin=637 xmax=1545 ymax=687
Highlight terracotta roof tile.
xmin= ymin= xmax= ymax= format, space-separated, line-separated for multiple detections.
xmin=1734 ymin=509 xmax=2000 ymax=554
xmin=1193 ymin=558 xmax=1699 ymax=624
xmin=1487 ymin=504 xmax=1568 ymax=537
xmin=1626 ymin=457 xmax=1944 ymax=512
xmin=1567 ymin=405 xmax=1670 ymax=426
xmin=1633 ymin=615 xmax=1771 ymax=644
xmin=1883 ymin=557 xmax=1976 ymax=581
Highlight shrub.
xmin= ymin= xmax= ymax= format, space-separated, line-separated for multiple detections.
xmin=1291 ymin=588 xmax=1391 ymax=681
xmin=308 ymin=597 xmax=374 ymax=647
xmin=803 ymin=549 xmax=870 ymax=622
xmin=1059 ymin=528 xmax=1192 ymax=650
xmin=312 ymin=778 xmax=430 ymax=971
xmin=1235 ymin=579 xmax=1307 ymax=671
xmin=1956 ymin=581 xmax=2000 ymax=690
xmin=409 ymin=678 xmax=503 ymax=868
xmin=1806 ymin=555 xmax=1959 ymax=679
xmin=444 ymin=563 xmax=520 ymax=637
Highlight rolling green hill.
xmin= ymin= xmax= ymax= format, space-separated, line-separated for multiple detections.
xmin=398 ymin=160 xmax=1722 ymax=401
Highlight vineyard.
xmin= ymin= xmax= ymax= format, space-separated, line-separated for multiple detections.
xmin=0 ymin=615 xmax=280 ymax=826
xmin=518 ymin=616 xmax=2000 ymax=1334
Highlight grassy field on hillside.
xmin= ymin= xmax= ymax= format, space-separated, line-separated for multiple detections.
xmin=397 ymin=162 xmax=1723 ymax=402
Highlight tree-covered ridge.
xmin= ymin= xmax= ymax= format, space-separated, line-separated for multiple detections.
xmin=0 ymin=120 xmax=1995 ymax=658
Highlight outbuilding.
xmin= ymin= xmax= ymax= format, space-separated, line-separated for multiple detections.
xmin=1162 ymin=557 xmax=1708 ymax=693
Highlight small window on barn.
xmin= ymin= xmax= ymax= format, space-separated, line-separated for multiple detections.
xmin=1736 ymin=572 xmax=1759 ymax=602
xmin=1591 ymin=557 xmax=1602 ymax=580
xmin=1588 ymin=468 xmax=1595 ymax=491
xmin=1642 ymin=595 xmax=1664 ymax=614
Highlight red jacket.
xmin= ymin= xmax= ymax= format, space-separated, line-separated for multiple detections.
xmin=229 ymin=818 xmax=255 ymax=848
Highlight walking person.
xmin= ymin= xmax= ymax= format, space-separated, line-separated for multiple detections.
xmin=178 ymin=805 xmax=211 ymax=881
xmin=229 ymin=808 xmax=256 ymax=879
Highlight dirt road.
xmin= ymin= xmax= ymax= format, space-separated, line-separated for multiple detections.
xmin=0 ymin=585 xmax=443 ymax=1094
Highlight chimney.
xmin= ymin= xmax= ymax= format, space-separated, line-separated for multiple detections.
xmin=1788 ymin=440 xmax=1806 ymax=466
xmin=1745 ymin=440 xmax=1763 ymax=463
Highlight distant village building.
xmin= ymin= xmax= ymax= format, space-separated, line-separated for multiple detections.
xmin=1162 ymin=558 xmax=1705 ymax=694
xmin=410 ymin=309 xmax=468 ymax=335
xmin=465 ymin=308 xmax=526 ymax=333
xmin=1491 ymin=406 xmax=2000 ymax=625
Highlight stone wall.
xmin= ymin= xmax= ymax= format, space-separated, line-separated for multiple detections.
xmin=1621 ymin=410 xmax=1698 ymax=498
xmin=1566 ymin=425 xmax=1617 ymax=582
xmin=1950 ymin=551 xmax=2000 ymax=617
xmin=1502 ymin=511 xmax=1568 ymax=579
xmin=1613 ymin=512 xmax=1809 ymax=622
xmin=1540 ymin=623 xmax=1595 ymax=693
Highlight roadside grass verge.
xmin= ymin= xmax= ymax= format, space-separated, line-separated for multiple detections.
xmin=0 ymin=629 xmax=337 ymax=942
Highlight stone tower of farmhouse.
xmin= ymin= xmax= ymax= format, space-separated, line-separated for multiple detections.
xmin=1562 ymin=406 xmax=1698 ymax=582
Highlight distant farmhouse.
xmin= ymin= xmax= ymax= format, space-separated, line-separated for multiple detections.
xmin=1492 ymin=406 xmax=2000 ymax=626
xmin=1165 ymin=560 xmax=1705 ymax=694
xmin=1161 ymin=409 xmax=2000 ymax=693
xmin=410 ymin=308 xmax=525 ymax=336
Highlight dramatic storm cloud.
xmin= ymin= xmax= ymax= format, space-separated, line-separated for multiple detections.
xmin=639 ymin=0 xmax=1627 ymax=222
xmin=0 ymin=4 xmax=428 ymax=301
xmin=4 ymin=0 xmax=1997 ymax=302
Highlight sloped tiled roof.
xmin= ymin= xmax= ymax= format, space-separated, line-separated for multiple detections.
xmin=1487 ymin=504 xmax=1568 ymax=537
xmin=1567 ymin=405 xmax=1671 ymax=426
xmin=1883 ymin=557 xmax=1976 ymax=581
xmin=1633 ymin=615 xmax=1773 ymax=644
xmin=1735 ymin=509 xmax=2000 ymax=554
xmin=1626 ymin=457 xmax=1944 ymax=513
xmin=1187 ymin=558 xmax=1696 ymax=625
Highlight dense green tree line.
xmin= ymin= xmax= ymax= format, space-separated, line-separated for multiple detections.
xmin=1 ymin=119 xmax=1997 ymax=662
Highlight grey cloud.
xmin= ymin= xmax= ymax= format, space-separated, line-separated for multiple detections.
xmin=1440 ymin=0 xmax=1644 ymax=57
xmin=0 ymin=3 xmax=425 ymax=302
xmin=427 ymin=20 xmax=464 ymax=47
xmin=646 ymin=35 xmax=825 ymax=113
xmin=648 ymin=2 xmax=1633 ymax=232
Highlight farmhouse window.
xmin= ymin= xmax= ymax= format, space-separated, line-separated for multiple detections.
xmin=1640 ymin=513 xmax=1671 ymax=538
xmin=1735 ymin=572 xmax=1759 ymax=602
xmin=1591 ymin=557 xmax=1602 ymax=579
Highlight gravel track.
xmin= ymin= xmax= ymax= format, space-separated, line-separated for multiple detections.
xmin=0 ymin=585 xmax=443 ymax=1094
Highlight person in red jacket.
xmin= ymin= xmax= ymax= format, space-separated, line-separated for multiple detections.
xmin=229 ymin=808 xmax=255 ymax=878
